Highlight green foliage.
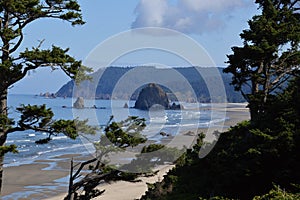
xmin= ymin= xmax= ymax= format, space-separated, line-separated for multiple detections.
xmin=0 ymin=0 xmax=92 ymax=154
xmin=224 ymin=0 xmax=300 ymax=120
xmin=102 ymin=116 xmax=147 ymax=149
xmin=0 ymin=1 xmax=90 ymax=91
xmin=13 ymin=104 xmax=97 ymax=145
xmin=141 ymin=144 xmax=165 ymax=153
xmin=20 ymin=45 xmax=92 ymax=84
xmin=66 ymin=116 xmax=151 ymax=199
xmin=140 ymin=133 xmax=207 ymax=200
xmin=253 ymin=185 xmax=300 ymax=200
xmin=65 ymin=1 xmax=300 ymax=199
xmin=0 ymin=114 xmax=14 ymax=132
xmin=123 ymin=144 xmax=184 ymax=173
xmin=0 ymin=0 xmax=93 ymax=193
xmin=0 ymin=144 xmax=18 ymax=157
xmin=92 ymin=116 xmax=147 ymax=167
xmin=141 ymin=75 xmax=300 ymax=199
xmin=16 ymin=104 xmax=54 ymax=128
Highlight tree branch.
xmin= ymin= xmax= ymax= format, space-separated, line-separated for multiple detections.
xmin=289 ymin=0 xmax=300 ymax=10
xmin=9 ymin=27 xmax=23 ymax=53
xmin=72 ymin=158 xmax=98 ymax=180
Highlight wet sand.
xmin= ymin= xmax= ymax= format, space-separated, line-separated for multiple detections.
xmin=1 ymin=103 xmax=250 ymax=199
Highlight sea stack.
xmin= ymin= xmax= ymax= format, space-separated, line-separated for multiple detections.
xmin=134 ymin=83 xmax=170 ymax=110
xmin=73 ymin=97 xmax=85 ymax=109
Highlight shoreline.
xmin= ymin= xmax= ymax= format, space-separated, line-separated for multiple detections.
xmin=2 ymin=103 xmax=250 ymax=200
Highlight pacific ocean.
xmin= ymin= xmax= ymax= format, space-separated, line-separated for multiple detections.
xmin=4 ymin=94 xmax=226 ymax=167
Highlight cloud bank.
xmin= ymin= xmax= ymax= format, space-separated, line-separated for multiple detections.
xmin=131 ymin=0 xmax=251 ymax=34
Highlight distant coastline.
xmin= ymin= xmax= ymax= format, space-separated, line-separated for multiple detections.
xmin=56 ymin=66 xmax=246 ymax=103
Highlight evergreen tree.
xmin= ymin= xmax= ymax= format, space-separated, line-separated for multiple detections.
xmin=66 ymin=116 xmax=147 ymax=199
xmin=141 ymin=75 xmax=300 ymax=199
xmin=0 ymin=0 xmax=92 ymax=193
xmin=224 ymin=0 xmax=300 ymax=121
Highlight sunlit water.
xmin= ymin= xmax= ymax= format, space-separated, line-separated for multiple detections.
xmin=4 ymin=94 xmax=226 ymax=167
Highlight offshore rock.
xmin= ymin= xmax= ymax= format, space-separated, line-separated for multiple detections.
xmin=73 ymin=97 xmax=85 ymax=109
xmin=134 ymin=83 xmax=170 ymax=110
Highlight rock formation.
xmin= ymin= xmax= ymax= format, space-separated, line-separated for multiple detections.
xmin=170 ymin=102 xmax=184 ymax=110
xmin=134 ymin=83 xmax=170 ymax=110
xmin=73 ymin=97 xmax=85 ymax=109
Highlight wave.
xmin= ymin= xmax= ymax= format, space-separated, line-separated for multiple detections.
xmin=144 ymin=117 xmax=227 ymax=130
xmin=52 ymin=136 xmax=68 ymax=140
xmin=37 ymin=143 xmax=86 ymax=156
xmin=7 ymin=135 xmax=69 ymax=144
xmin=18 ymin=149 xmax=30 ymax=152
xmin=150 ymin=115 xmax=167 ymax=123
xmin=6 ymin=139 xmax=32 ymax=143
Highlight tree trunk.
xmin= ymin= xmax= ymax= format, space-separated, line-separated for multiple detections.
xmin=0 ymin=89 xmax=8 ymax=193
xmin=66 ymin=158 xmax=74 ymax=200
xmin=248 ymin=77 xmax=260 ymax=122
xmin=1 ymin=11 xmax=10 ymax=192
xmin=248 ymin=101 xmax=258 ymax=122
xmin=0 ymin=154 xmax=4 ymax=194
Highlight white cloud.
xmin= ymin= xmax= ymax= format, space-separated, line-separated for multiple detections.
xmin=132 ymin=0 xmax=168 ymax=27
xmin=132 ymin=0 xmax=252 ymax=34
xmin=180 ymin=0 xmax=244 ymax=12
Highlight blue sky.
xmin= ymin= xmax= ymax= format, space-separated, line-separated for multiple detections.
xmin=10 ymin=0 xmax=259 ymax=94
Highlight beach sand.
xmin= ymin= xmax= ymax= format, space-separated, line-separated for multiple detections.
xmin=1 ymin=103 xmax=250 ymax=200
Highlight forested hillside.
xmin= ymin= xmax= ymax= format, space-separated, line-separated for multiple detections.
xmin=140 ymin=75 xmax=300 ymax=200
xmin=56 ymin=66 xmax=245 ymax=102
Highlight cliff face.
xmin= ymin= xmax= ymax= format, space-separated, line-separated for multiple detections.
xmin=134 ymin=83 xmax=170 ymax=110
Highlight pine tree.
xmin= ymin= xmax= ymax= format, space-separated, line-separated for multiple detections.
xmin=0 ymin=0 xmax=92 ymax=193
xmin=224 ymin=0 xmax=300 ymax=121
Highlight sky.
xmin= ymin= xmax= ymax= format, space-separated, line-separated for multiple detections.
xmin=9 ymin=0 xmax=259 ymax=94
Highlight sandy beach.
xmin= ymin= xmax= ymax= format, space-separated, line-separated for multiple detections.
xmin=1 ymin=103 xmax=250 ymax=200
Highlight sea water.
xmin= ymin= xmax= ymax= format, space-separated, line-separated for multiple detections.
xmin=4 ymin=94 xmax=226 ymax=167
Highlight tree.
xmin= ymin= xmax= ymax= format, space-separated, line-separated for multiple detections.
xmin=66 ymin=116 xmax=148 ymax=199
xmin=224 ymin=0 xmax=300 ymax=121
xmin=253 ymin=185 xmax=300 ymax=200
xmin=66 ymin=116 xmax=184 ymax=199
xmin=0 ymin=0 xmax=92 ymax=193
xmin=141 ymin=77 xmax=300 ymax=198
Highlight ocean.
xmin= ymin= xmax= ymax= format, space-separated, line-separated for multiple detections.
xmin=4 ymin=94 xmax=227 ymax=167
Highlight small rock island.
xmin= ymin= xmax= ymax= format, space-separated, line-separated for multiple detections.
xmin=134 ymin=83 xmax=182 ymax=110
xmin=73 ymin=97 xmax=85 ymax=109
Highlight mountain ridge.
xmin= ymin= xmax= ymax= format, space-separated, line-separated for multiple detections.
xmin=56 ymin=66 xmax=246 ymax=103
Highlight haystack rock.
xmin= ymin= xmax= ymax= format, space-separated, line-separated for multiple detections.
xmin=134 ymin=83 xmax=170 ymax=110
xmin=73 ymin=97 xmax=85 ymax=109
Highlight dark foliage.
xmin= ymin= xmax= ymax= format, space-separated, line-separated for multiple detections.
xmin=224 ymin=0 xmax=300 ymax=120
xmin=0 ymin=0 xmax=92 ymax=192
xmin=140 ymin=76 xmax=300 ymax=199
xmin=66 ymin=116 xmax=185 ymax=199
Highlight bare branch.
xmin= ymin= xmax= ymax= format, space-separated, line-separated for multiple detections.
xmin=72 ymin=158 xmax=98 ymax=180
xmin=9 ymin=29 xmax=23 ymax=53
